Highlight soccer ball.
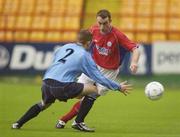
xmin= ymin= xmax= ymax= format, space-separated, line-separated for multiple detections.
xmin=145 ymin=81 xmax=164 ymax=100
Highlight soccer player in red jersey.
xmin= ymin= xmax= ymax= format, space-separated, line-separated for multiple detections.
xmin=56 ymin=9 xmax=140 ymax=132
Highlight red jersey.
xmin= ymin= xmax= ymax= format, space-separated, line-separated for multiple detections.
xmin=89 ymin=25 xmax=137 ymax=69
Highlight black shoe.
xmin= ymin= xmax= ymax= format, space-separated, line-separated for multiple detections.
xmin=12 ymin=123 xmax=21 ymax=129
xmin=72 ymin=121 xmax=95 ymax=132
xmin=55 ymin=120 xmax=66 ymax=129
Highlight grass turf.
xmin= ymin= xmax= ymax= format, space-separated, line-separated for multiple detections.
xmin=0 ymin=81 xmax=180 ymax=137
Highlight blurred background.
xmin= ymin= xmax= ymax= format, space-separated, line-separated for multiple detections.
xmin=0 ymin=0 xmax=180 ymax=88
xmin=1 ymin=0 xmax=180 ymax=42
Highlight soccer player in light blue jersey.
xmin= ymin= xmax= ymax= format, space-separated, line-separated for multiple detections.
xmin=12 ymin=30 xmax=132 ymax=129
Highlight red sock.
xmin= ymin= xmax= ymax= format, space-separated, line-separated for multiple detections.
xmin=60 ymin=101 xmax=81 ymax=123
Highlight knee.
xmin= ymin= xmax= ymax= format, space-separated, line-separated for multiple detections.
xmin=37 ymin=101 xmax=51 ymax=111
xmin=98 ymin=87 xmax=108 ymax=96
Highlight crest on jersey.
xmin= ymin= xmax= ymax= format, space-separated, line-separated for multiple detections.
xmin=107 ymin=41 xmax=112 ymax=47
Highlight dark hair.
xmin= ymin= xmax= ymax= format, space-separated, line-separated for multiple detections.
xmin=77 ymin=29 xmax=92 ymax=43
xmin=96 ymin=9 xmax=111 ymax=19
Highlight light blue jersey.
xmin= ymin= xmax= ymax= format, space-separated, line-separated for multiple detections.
xmin=43 ymin=43 xmax=120 ymax=91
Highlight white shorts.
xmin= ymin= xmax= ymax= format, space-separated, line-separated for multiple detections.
xmin=78 ymin=65 xmax=119 ymax=96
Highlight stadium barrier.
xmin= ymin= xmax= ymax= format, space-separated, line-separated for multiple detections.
xmin=0 ymin=42 xmax=180 ymax=75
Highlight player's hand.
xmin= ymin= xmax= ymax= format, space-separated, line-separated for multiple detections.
xmin=119 ymin=81 xmax=133 ymax=96
xmin=130 ymin=63 xmax=138 ymax=74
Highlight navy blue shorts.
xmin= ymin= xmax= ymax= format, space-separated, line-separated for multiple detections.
xmin=41 ymin=79 xmax=84 ymax=104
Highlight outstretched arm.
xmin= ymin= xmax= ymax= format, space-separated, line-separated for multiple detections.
xmin=81 ymin=52 xmax=133 ymax=94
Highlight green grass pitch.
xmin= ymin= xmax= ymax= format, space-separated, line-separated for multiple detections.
xmin=0 ymin=80 xmax=180 ymax=137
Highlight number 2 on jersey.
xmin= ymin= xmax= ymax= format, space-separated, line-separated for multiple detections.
xmin=58 ymin=48 xmax=74 ymax=63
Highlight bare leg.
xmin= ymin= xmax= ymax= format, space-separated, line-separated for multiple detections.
xmin=77 ymin=84 xmax=98 ymax=98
